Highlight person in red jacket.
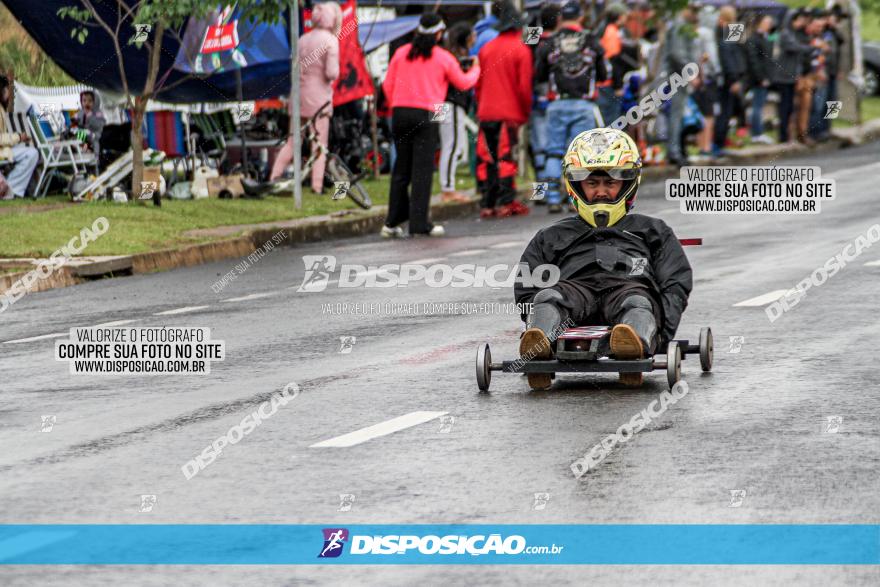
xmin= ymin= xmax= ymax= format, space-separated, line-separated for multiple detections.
xmin=474 ymin=0 xmax=533 ymax=219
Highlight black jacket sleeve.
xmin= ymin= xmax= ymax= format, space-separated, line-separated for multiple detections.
xmin=514 ymin=230 xmax=551 ymax=322
xmin=534 ymin=41 xmax=551 ymax=85
xmin=650 ymin=222 xmax=693 ymax=342
xmin=594 ymin=39 xmax=608 ymax=83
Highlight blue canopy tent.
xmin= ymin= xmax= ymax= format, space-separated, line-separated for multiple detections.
xmin=0 ymin=0 xmax=293 ymax=103
xmin=359 ymin=15 xmax=419 ymax=54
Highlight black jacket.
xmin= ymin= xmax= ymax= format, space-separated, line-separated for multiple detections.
xmin=773 ymin=14 xmax=813 ymax=83
xmin=745 ymin=31 xmax=773 ymax=87
xmin=514 ymin=214 xmax=693 ymax=343
xmin=716 ymin=25 xmax=747 ymax=83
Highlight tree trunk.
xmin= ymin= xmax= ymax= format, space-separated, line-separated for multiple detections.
xmin=131 ymin=20 xmax=165 ymax=206
xmin=130 ymin=98 xmax=149 ymax=205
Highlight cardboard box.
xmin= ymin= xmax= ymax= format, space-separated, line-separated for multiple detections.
xmin=207 ymin=174 xmax=245 ymax=199
xmin=142 ymin=166 xmax=162 ymax=186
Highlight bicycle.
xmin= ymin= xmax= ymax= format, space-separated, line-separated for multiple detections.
xmin=251 ymin=102 xmax=372 ymax=209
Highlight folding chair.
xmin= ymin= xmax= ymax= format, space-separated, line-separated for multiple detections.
xmin=27 ymin=113 xmax=98 ymax=197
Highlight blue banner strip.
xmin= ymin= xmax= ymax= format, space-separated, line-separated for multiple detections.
xmin=0 ymin=525 xmax=877 ymax=564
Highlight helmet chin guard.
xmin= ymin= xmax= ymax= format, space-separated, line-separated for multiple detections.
xmin=562 ymin=128 xmax=642 ymax=228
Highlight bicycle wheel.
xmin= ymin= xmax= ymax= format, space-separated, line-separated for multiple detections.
xmin=326 ymin=153 xmax=372 ymax=210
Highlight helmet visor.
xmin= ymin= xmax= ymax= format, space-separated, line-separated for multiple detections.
xmin=565 ymin=167 xmax=640 ymax=182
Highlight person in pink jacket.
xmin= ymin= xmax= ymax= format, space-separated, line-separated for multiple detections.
xmin=269 ymin=1 xmax=341 ymax=192
xmin=380 ymin=12 xmax=480 ymax=238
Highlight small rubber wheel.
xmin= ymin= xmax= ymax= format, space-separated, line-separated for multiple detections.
xmin=476 ymin=343 xmax=491 ymax=392
xmin=667 ymin=341 xmax=682 ymax=389
xmin=699 ymin=327 xmax=713 ymax=372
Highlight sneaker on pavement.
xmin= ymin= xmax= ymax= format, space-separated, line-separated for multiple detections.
xmin=380 ymin=225 xmax=405 ymax=239
xmin=479 ymin=207 xmax=496 ymax=219
xmin=428 ymin=224 xmax=445 ymax=237
xmin=519 ymin=327 xmax=553 ymax=391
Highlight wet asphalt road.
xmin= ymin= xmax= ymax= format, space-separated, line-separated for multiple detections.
xmin=0 ymin=142 xmax=879 ymax=585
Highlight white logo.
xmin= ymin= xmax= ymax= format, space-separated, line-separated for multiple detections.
xmin=523 ymin=27 xmax=543 ymax=45
xmin=139 ymin=494 xmax=157 ymax=512
xmin=725 ymin=23 xmax=745 ymax=42
xmin=728 ymin=335 xmax=745 ymax=353
xmin=339 ymin=336 xmax=356 ymax=354
xmin=824 ymin=101 xmax=842 ymax=119
xmin=1 ymin=217 xmax=110 ymax=315
xmin=531 ymin=182 xmax=548 ymax=201
xmin=36 ymin=103 xmax=60 ymax=122
xmin=629 ymin=257 xmax=647 ymax=276
xmin=41 ymin=415 xmax=57 ymax=432
xmin=232 ymin=102 xmax=254 ymax=123
xmin=610 ymin=62 xmax=700 ymax=130
xmin=296 ymin=255 xmax=560 ymax=292
xmin=439 ymin=415 xmax=455 ymax=433
xmin=131 ymin=24 xmax=152 ymax=43
xmin=824 ymin=415 xmax=842 ymax=434
xmin=533 ymin=492 xmax=550 ymax=510
xmin=728 ymin=489 xmax=746 ymax=508
xmin=332 ymin=181 xmax=349 ymax=201
xmin=139 ymin=181 xmax=157 ymax=200
xmin=297 ymin=255 xmax=337 ymax=292
xmin=338 ymin=493 xmax=356 ymax=512
xmin=181 ymin=383 xmax=300 ymax=480
xmin=431 ymin=103 xmax=451 ymax=122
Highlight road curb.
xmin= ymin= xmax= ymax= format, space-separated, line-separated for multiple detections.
xmin=0 ymin=131 xmax=871 ymax=298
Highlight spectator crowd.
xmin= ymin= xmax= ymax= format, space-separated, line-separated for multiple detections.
xmin=375 ymin=0 xmax=850 ymax=238
xmin=0 ymin=0 xmax=851 ymax=237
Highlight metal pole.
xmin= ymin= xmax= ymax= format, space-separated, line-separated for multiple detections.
xmin=291 ymin=0 xmax=302 ymax=209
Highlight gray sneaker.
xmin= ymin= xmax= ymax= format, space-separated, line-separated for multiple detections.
xmin=380 ymin=225 xmax=405 ymax=239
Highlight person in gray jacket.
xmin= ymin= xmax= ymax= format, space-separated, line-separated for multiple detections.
xmin=661 ymin=3 xmax=702 ymax=167
xmin=773 ymin=9 xmax=813 ymax=143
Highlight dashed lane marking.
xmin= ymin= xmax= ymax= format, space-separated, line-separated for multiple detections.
xmin=153 ymin=306 xmax=211 ymax=316
xmin=220 ymin=292 xmax=277 ymax=302
xmin=733 ymin=290 xmax=792 ymax=307
xmin=310 ymin=411 xmax=448 ymax=448
xmin=2 ymin=332 xmax=68 ymax=344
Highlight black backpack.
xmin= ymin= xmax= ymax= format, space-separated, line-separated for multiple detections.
xmin=549 ymin=29 xmax=599 ymax=83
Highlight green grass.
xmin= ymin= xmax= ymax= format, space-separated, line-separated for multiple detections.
xmin=0 ymin=5 xmax=74 ymax=86
xmin=0 ymin=170 xmax=476 ymax=258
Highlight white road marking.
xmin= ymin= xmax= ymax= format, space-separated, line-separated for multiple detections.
xmin=310 ymin=411 xmax=448 ymax=448
xmin=3 ymin=320 xmax=143 ymax=344
xmin=450 ymin=249 xmax=487 ymax=257
xmin=3 ymin=332 xmax=68 ymax=344
xmin=93 ymin=319 xmax=141 ymax=327
xmin=290 ymin=279 xmax=338 ymax=290
xmin=733 ymin=290 xmax=792 ymax=307
xmin=220 ymin=292 xmax=277 ymax=303
xmin=490 ymin=241 xmax=526 ymax=249
xmin=153 ymin=306 xmax=211 ymax=316
xmin=864 ymin=260 xmax=880 ymax=267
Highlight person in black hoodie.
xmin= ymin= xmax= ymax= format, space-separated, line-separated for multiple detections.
xmin=745 ymin=14 xmax=775 ymax=143
xmin=773 ymin=9 xmax=813 ymax=143
xmin=713 ymin=5 xmax=746 ymax=156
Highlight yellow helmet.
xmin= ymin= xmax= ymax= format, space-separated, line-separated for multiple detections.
xmin=562 ymin=128 xmax=642 ymax=227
